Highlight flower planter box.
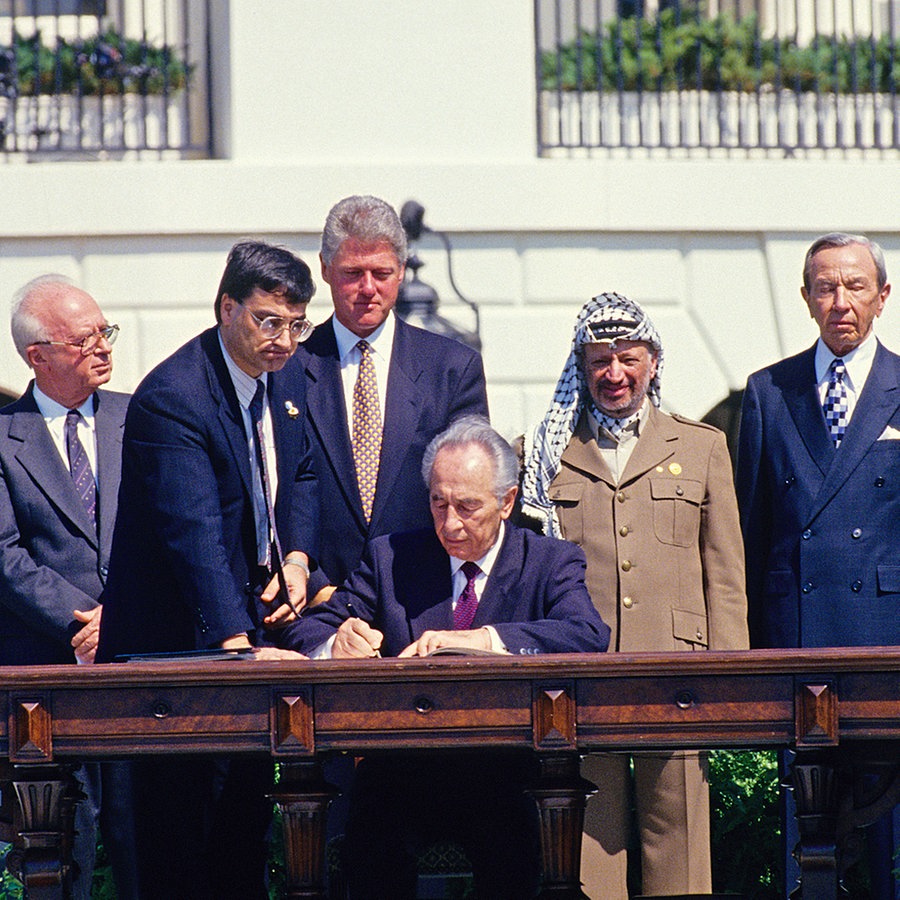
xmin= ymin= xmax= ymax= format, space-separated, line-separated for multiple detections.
xmin=1 ymin=93 xmax=189 ymax=156
xmin=541 ymin=89 xmax=899 ymax=151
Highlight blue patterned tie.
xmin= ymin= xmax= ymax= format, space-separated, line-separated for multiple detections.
xmin=823 ymin=358 xmax=849 ymax=448
xmin=453 ymin=562 xmax=481 ymax=630
xmin=65 ymin=409 xmax=96 ymax=527
xmin=352 ymin=340 xmax=382 ymax=523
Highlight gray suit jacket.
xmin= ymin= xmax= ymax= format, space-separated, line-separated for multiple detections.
xmin=0 ymin=384 xmax=129 ymax=664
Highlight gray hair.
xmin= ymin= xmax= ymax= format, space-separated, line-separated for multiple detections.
xmin=803 ymin=232 xmax=888 ymax=291
xmin=10 ymin=274 xmax=76 ymax=362
xmin=421 ymin=415 xmax=518 ymax=503
xmin=320 ymin=195 xmax=408 ymax=266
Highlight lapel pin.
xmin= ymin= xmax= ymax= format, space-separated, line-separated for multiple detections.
xmin=668 ymin=462 xmax=682 ymax=475
xmin=285 ymin=401 xmax=300 ymax=419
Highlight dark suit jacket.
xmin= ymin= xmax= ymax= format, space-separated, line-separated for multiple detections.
xmin=736 ymin=340 xmax=900 ymax=648
xmin=97 ymin=328 xmax=318 ymax=660
xmin=0 ymin=385 xmax=128 ymax=664
xmin=293 ymin=315 xmax=488 ymax=591
xmin=286 ymin=522 xmax=611 ymax=656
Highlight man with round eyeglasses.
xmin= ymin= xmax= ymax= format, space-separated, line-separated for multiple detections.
xmin=97 ymin=240 xmax=320 ymax=899
xmin=0 ymin=275 xmax=137 ymax=899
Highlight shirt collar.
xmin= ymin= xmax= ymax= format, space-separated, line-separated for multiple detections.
xmin=32 ymin=383 xmax=96 ymax=420
xmin=218 ymin=330 xmax=265 ymax=410
xmin=449 ymin=521 xmax=506 ymax=579
xmin=333 ymin=311 xmax=395 ymax=363
xmin=814 ymin=331 xmax=877 ymax=390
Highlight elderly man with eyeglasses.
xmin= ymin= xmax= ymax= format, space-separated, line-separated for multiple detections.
xmin=97 ymin=240 xmax=320 ymax=899
xmin=0 ymin=275 xmax=137 ymax=899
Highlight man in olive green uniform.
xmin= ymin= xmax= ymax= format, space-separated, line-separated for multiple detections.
xmin=521 ymin=292 xmax=748 ymax=899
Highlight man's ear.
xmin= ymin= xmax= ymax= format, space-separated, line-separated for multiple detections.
xmin=499 ymin=485 xmax=518 ymax=520
xmin=25 ymin=344 xmax=45 ymax=371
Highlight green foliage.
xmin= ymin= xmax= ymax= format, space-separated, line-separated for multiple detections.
xmin=4 ymin=28 xmax=192 ymax=97
xmin=542 ymin=8 xmax=900 ymax=94
xmin=709 ymin=749 xmax=781 ymax=898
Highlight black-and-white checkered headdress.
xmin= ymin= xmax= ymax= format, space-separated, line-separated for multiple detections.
xmin=520 ymin=292 xmax=664 ymax=536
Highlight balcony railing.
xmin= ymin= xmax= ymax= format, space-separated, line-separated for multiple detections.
xmin=0 ymin=0 xmax=210 ymax=159
xmin=536 ymin=0 xmax=900 ymax=155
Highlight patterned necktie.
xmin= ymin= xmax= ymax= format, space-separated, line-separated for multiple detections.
xmin=453 ymin=561 xmax=481 ymax=630
xmin=65 ymin=409 xmax=97 ymax=527
xmin=823 ymin=358 xmax=849 ymax=448
xmin=352 ymin=340 xmax=382 ymax=523
xmin=249 ymin=380 xmax=283 ymax=568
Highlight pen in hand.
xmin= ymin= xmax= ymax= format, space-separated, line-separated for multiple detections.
xmin=345 ymin=601 xmax=381 ymax=657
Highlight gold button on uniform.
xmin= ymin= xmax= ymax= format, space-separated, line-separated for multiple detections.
xmin=622 ymin=596 xmax=633 ymax=608
xmin=621 ymin=560 xmax=632 ymax=572
xmin=617 ymin=491 xmax=627 ymax=503
xmin=619 ymin=525 xmax=630 ymax=536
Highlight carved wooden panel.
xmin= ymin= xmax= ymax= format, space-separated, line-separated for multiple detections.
xmin=533 ymin=682 xmax=576 ymax=749
xmin=796 ymin=680 xmax=838 ymax=747
xmin=9 ymin=695 xmax=52 ymax=762
xmin=272 ymin=689 xmax=315 ymax=756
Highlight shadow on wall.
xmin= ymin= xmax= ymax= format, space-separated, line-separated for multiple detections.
xmin=0 ymin=389 xmax=19 ymax=408
xmin=702 ymin=389 xmax=743 ymax=470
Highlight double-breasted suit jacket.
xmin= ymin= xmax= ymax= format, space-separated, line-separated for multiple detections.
xmin=97 ymin=327 xmax=318 ymax=660
xmin=286 ymin=522 xmax=611 ymax=656
xmin=294 ymin=314 xmax=488 ymax=591
xmin=0 ymin=385 xmax=128 ymax=664
xmin=737 ymin=341 xmax=900 ymax=648
xmin=549 ymin=405 xmax=748 ymax=652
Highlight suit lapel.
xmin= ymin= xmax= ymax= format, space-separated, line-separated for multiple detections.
xmin=782 ymin=346 xmax=833 ymax=476
xmin=302 ymin=321 xmax=366 ymax=530
xmin=9 ymin=387 xmax=98 ymax=547
xmin=810 ymin=342 xmax=900 ymax=517
xmin=470 ymin=525 xmax=521 ymax=628
xmin=619 ymin=405 xmax=678 ymax=486
xmin=370 ymin=318 xmax=423 ymax=528
xmin=403 ymin=532 xmax=455 ymax=634
xmin=558 ymin=414 xmax=616 ymax=487
xmin=93 ymin=391 xmax=124 ymax=559
xmin=201 ymin=330 xmax=255 ymax=500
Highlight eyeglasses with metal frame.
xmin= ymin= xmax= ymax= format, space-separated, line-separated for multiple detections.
xmin=32 ymin=324 xmax=120 ymax=356
xmin=245 ymin=308 xmax=313 ymax=342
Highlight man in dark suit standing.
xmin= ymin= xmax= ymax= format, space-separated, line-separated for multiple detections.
xmin=736 ymin=232 xmax=898 ymax=898
xmin=295 ymin=194 xmax=489 ymax=603
xmin=97 ymin=241 xmax=319 ymax=899
xmin=287 ymin=416 xmax=610 ymax=899
xmin=0 ymin=276 xmax=136 ymax=899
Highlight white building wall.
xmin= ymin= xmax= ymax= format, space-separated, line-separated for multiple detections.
xmin=1 ymin=1 xmax=898 ymax=444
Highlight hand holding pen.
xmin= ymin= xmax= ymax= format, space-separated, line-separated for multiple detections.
xmin=332 ymin=601 xmax=383 ymax=659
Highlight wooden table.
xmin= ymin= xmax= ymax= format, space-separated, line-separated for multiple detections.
xmin=0 ymin=648 xmax=898 ymax=898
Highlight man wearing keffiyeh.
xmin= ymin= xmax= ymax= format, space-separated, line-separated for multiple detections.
xmin=521 ymin=292 xmax=748 ymax=899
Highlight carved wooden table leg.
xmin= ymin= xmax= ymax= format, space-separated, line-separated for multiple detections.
xmin=270 ymin=760 xmax=338 ymax=900
xmin=8 ymin=763 xmax=76 ymax=900
xmin=790 ymin=753 xmax=841 ymax=900
xmin=529 ymin=753 xmax=595 ymax=899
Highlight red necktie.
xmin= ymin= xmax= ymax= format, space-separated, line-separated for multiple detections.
xmin=453 ymin=561 xmax=481 ymax=630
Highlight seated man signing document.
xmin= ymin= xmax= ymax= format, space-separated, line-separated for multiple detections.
xmin=284 ymin=415 xmax=610 ymax=899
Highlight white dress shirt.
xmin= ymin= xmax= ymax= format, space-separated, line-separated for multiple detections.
xmin=33 ymin=384 xmax=98 ymax=482
xmin=814 ymin=331 xmax=877 ymax=423
xmin=332 ymin=312 xmax=395 ymax=439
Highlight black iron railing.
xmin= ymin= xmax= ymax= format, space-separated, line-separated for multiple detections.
xmin=0 ymin=0 xmax=210 ymax=158
xmin=536 ymin=0 xmax=900 ymax=154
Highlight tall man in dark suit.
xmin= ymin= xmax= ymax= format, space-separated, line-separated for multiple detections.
xmin=0 ymin=276 xmax=136 ymax=899
xmin=736 ymin=232 xmax=898 ymax=898
xmin=286 ymin=416 xmax=610 ymax=899
xmin=295 ymin=194 xmax=489 ymax=603
xmin=97 ymin=241 xmax=319 ymax=899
